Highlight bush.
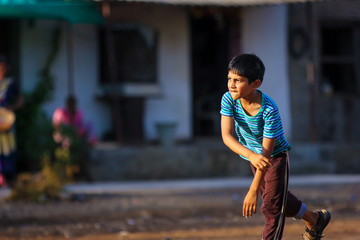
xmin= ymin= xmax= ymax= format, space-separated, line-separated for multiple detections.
xmin=9 ymin=156 xmax=62 ymax=202
xmin=9 ymin=25 xmax=91 ymax=201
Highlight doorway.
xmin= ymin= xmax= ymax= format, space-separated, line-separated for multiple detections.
xmin=190 ymin=8 xmax=240 ymax=137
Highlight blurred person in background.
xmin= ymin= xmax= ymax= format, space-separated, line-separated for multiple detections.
xmin=52 ymin=95 xmax=97 ymax=146
xmin=52 ymin=95 xmax=97 ymax=181
xmin=0 ymin=55 xmax=23 ymax=188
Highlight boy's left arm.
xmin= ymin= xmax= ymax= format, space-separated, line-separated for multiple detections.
xmin=243 ymin=137 xmax=276 ymax=218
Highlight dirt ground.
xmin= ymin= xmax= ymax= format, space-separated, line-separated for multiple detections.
xmin=0 ymin=182 xmax=359 ymax=240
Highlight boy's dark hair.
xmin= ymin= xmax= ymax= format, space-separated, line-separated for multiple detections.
xmin=228 ymin=53 xmax=265 ymax=84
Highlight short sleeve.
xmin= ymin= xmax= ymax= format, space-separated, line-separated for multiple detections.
xmin=263 ymin=108 xmax=284 ymax=139
xmin=220 ymin=92 xmax=234 ymax=117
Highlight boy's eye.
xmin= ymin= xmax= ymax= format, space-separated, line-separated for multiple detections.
xmin=228 ymin=78 xmax=242 ymax=83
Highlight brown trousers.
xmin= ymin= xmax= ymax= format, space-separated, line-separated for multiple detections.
xmin=250 ymin=152 xmax=302 ymax=240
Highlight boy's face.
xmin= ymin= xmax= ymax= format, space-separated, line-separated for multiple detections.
xmin=227 ymin=71 xmax=259 ymax=100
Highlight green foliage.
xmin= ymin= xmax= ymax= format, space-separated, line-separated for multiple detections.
xmin=10 ymin=124 xmax=92 ymax=201
xmin=9 ymin=25 xmax=65 ymax=201
xmin=53 ymin=124 xmax=91 ymax=180
xmin=8 ymin=155 xmax=62 ymax=202
xmin=10 ymin=25 xmax=92 ymax=202
xmin=16 ymin=26 xmax=62 ymax=172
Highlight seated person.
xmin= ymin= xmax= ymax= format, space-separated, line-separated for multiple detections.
xmin=52 ymin=95 xmax=97 ymax=146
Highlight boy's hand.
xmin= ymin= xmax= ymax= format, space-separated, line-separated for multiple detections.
xmin=243 ymin=190 xmax=258 ymax=218
xmin=248 ymin=152 xmax=271 ymax=171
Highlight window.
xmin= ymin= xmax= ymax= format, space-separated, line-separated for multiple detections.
xmin=97 ymin=23 xmax=159 ymax=143
xmin=99 ymin=23 xmax=158 ymax=84
xmin=320 ymin=23 xmax=359 ymax=96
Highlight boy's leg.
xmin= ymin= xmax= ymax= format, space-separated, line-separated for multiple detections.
xmin=286 ymin=190 xmax=304 ymax=218
xmin=251 ymin=153 xmax=330 ymax=240
xmin=250 ymin=152 xmax=290 ymax=240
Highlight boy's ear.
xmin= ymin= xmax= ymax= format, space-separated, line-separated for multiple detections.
xmin=253 ymin=79 xmax=262 ymax=88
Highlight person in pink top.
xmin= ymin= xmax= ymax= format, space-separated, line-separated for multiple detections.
xmin=52 ymin=95 xmax=97 ymax=181
xmin=52 ymin=96 xmax=97 ymax=146
xmin=53 ymin=96 xmax=84 ymax=130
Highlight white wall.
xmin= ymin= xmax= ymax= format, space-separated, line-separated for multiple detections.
xmin=145 ymin=7 xmax=191 ymax=140
xmin=111 ymin=4 xmax=191 ymax=140
xmin=20 ymin=5 xmax=191 ymax=141
xmin=70 ymin=24 xmax=112 ymax=138
xmin=20 ymin=20 xmax=111 ymax=137
xmin=241 ymin=5 xmax=292 ymax=138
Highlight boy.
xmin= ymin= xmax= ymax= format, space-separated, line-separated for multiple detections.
xmin=220 ymin=54 xmax=331 ymax=240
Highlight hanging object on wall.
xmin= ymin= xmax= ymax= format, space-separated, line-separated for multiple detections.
xmin=288 ymin=27 xmax=309 ymax=59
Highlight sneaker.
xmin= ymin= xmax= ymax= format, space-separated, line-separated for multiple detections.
xmin=303 ymin=209 xmax=331 ymax=239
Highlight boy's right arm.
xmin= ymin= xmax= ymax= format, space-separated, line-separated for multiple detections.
xmin=221 ymin=115 xmax=271 ymax=171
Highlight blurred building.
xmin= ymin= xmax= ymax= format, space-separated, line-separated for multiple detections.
xmin=1 ymin=0 xmax=360 ymax=179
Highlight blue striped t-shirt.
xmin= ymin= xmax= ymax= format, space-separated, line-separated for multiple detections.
xmin=220 ymin=90 xmax=291 ymax=160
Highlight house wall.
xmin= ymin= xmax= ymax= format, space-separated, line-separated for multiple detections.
xmin=19 ymin=4 xmax=288 ymax=144
xmin=287 ymin=4 xmax=312 ymax=142
xmin=241 ymin=5 xmax=292 ymax=139
xmin=20 ymin=20 xmax=111 ymax=137
xmin=108 ymin=4 xmax=191 ymax=141
xmin=19 ymin=4 xmax=191 ymax=142
xmin=288 ymin=0 xmax=360 ymax=143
